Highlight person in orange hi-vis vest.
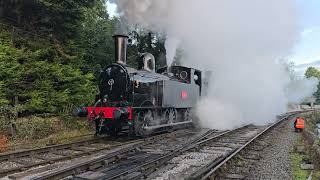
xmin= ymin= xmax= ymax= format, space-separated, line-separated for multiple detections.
xmin=294 ymin=117 xmax=305 ymax=132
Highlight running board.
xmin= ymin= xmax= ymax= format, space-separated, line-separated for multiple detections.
xmin=143 ymin=120 xmax=193 ymax=130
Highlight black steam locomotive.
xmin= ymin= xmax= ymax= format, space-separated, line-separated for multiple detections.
xmin=81 ymin=35 xmax=202 ymax=136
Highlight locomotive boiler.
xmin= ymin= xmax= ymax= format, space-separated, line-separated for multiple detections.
xmin=80 ymin=35 xmax=202 ymax=136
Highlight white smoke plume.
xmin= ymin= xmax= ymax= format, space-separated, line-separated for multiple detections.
xmin=286 ymin=77 xmax=318 ymax=104
xmin=164 ymin=36 xmax=180 ymax=65
xmin=112 ymin=0 xmax=318 ymax=130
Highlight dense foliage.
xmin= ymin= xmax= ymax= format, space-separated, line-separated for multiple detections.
xmin=0 ymin=33 xmax=95 ymax=113
xmin=0 ymin=0 xmax=167 ymax=115
xmin=305 ymin=67 xmax=320 ymax=103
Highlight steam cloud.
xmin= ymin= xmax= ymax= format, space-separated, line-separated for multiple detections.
xmin=112 ymin=0 xmax=319 ymax=129
xmin=287 ymin=77 xmax=318 ymax=104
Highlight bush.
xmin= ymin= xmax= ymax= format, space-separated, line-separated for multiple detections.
xmin=15 ymin=116 xmax=57 ymax=139
xmin=0 ymin=116 xmax=8 ymax=131
xmin=0 ymin=34 xmax=96 ymax=115
xmin=59 ymin=114 xmax=92 ymax=130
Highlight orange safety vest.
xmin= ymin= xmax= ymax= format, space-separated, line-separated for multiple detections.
xmin=295 ymin=118 xmax=305 ymax=129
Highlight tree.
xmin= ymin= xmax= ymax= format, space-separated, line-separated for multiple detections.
xmin=0 ymin=0 xmax=170 ymax=116
xmin=0 ymin=0 xmax=94 ymax=41
xmin=305 ymin=67 xmax=320 ymax=79
xmin=0 ymin=82 xmax=8 ymax=106
xmin=0 ymin=36 xmax=95 ymax=113
xmin=127 ymin=31 xmax=167 ymax=69
xmin=0 ymin=0 xmax=102 ymax=114
xmin=76 ymin=1 xmax=118 ymax=71
xmin=305 ymin=67 xmax=320 ymax=103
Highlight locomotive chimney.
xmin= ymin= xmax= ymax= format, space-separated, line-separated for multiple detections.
xmin=113 ymin=35 xmax=128 ymax=65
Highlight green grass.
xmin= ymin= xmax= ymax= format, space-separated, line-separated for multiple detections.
xmin=8 ymin=128 xmax=93 ymax=150
xmin=2 ymin=116 xmax=94 ymax=151
xmin=313 ymin=171 xmax=320 ymax=179
xmin=295 ymin=111 xmax=320 ymax=180
xmin=291 ymin=152 xmax=310 ymax=180
xmin=302 ymin=112 xmax=320 ymax=133
xmin=290 ymin=135 xmax=314 ymax=180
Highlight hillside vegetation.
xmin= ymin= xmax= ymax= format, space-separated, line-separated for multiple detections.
xmin=0 ymin=0 xmax=167 ymax=142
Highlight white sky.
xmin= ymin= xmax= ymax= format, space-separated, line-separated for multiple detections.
xmin=106 ymin=1 xmax=117 ymax=17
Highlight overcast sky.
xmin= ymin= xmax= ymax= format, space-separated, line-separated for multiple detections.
xmin=291 ymin=0 xmax=320 ymax=66
xmin=106 ymin=1 xmax=320 ymax=68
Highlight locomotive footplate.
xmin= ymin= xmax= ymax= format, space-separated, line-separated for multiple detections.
xmin=86 ymin=106 xmax=133 ymax=136
xmin=87 ymin=106 xmax=133 ymax=120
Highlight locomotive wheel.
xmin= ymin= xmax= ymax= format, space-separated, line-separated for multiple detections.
xmin=108 ymin=126 xmax=121 ymax=137
xmin=135 ymin=110 xmax=154 ymax=136
xmin=128 ymin=124 xmax=135 ymax=138
xmin=183 ymin=109 xmax=192 ymax=122
xmin=166 ymin=108 xmax=177 ymax=124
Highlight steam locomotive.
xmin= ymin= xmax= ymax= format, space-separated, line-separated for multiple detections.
xmin=80 ymin=35 xmax=203 ymax=136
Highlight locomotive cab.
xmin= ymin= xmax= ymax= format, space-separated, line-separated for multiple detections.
xmin=157 ymin=66 xmax=202 ymax=94
xmin=170 ymin=66 xmax=201 ymax=86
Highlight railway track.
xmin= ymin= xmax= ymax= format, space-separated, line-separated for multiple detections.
xmin=150 ymin=112 xmax=303 ymax=180
xmin=5 ymin=133 xmax=96 ymax=152
xmin=4 ymin=129 xmax=200 ymax=179
xmin=50 ymin=112 xmax=299 ymax=180
xmin=0 ymin=135 xmax=143 ymax=178
xmin=188 ymin=116 xmax=292 ymax=180
xmin=13 ymin=129 xmax=214 ymax=180
xmin=101 ymin=125 xmax=262 ymax=180
xmin=2 ymin=110 xmax=309 ymax=179
xmin=17 ymin=129 xmax=225 ymax=179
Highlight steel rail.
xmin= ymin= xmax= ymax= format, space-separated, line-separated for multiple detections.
xmin=0 ymin=137 xmax=141 ymax=178
xmin=6 ymin=133 xmax=95 ymax=152
xmin=29 ymin=130 xmax=191 ymax=180
xmin=104 ymin=129 xmax=242 ymax=180
xmin=189 ymin=112 xmax=301 ymax=180
xmin=0 ymin=137 xmax=102 ymax=161
xmin=14 ymin=110 xmax=310 ymax=179
xmin=113 ymin=112 xmax=304 ymax=180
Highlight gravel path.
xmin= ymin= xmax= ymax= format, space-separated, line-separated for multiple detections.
xmin=247 ymin=117 xmax=298 ymax=179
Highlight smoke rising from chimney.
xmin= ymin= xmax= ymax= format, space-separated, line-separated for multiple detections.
xmin=112 ymin=0 xmax=318 ymax=129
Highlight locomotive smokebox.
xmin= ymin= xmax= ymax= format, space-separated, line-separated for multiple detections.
xmin=113 ymin=35 xmax=128 ymax=65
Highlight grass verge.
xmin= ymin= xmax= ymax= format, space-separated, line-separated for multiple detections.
xmin=0 ymin=115 xmax=94 ymax=152
xmin=291 ymin=152 xmax=310 ymax=180
xmin=291 ymin=136 xmax=311 ymax=180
